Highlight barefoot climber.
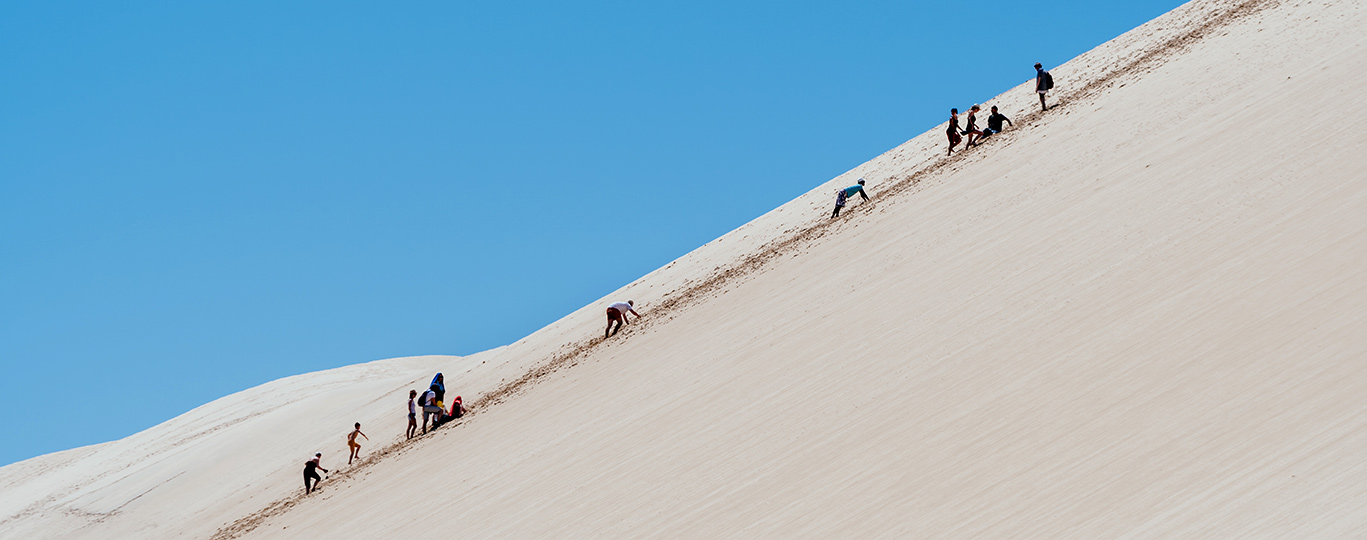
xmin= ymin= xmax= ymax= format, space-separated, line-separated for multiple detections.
xmin=605 ymin=301 xmax=641 ymax=338
xmin=347 ymin=422 xmax=369 ymax=464
xmin=304 ymin=453 xmax=328 ymax=494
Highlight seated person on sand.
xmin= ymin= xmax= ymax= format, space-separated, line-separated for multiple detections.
xmin=433 ymin=395 xmax=469 ymax=428
xmin=605 ymin=301 xmax=641 ymax=338
xmin=981 ymin=106 xmax=1013 ymax=138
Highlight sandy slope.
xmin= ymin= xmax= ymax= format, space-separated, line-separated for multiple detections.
xmin=3 ymin=0 xmax=1366 ymax=537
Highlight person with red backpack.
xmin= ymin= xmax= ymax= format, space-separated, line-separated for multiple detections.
xmin=449 ymin=395 xmax=466 ymax=419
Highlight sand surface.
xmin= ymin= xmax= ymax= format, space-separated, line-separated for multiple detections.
xmin=3 ymin=0 xmax=1365 ymax=537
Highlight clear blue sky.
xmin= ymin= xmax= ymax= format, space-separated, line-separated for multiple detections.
xmin=0 ymin=0 xmax=1182 ymax=466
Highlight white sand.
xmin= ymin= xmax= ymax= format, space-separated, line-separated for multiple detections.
xmin=3 ymin=0 xmax=1365 ymax=537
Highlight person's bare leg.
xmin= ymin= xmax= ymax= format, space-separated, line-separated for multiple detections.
xmin=1039 ymin=93 xmax=1047 ymax=111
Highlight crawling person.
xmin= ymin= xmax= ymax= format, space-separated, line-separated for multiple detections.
xmin=347 ymin=422 xmax=369 ymax=464
xmin=605 ymin=300 xmax=641 ymax=338
xmin=831 ymin=179 xmax=870 ymax=218
xmin=304 ymin=452 xmax=328 ymax=494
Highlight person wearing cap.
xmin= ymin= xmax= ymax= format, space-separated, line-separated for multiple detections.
xmin=982 ymin=106 xmax=1013 ymax=137
xmin=963 ymin=105 xmax=985 ymax=147
xmin=1035 ymin=63 xmax=1053 ymax=111
xmin=303 ymin=452 xmax=328 ymax=494
xmin=605 ymin=301 xmax=641 ymax=338
xmin=946 ymin=108 xmax=963 ymax=155
xmin=832 ymin=179 xmax=871 ymax=218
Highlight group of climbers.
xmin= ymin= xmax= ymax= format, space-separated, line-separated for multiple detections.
xmin=837 ymin=63 xmax=1057 ymax=218
xmin=298 ymin=64 xmax=1062 ymax=495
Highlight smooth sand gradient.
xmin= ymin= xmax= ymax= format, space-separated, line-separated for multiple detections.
xmin=2 ymin=0 xmax=1365 ymax=537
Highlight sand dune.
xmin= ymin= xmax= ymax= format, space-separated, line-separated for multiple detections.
xmin=3 ymin=0 xmax=1365 ymax=537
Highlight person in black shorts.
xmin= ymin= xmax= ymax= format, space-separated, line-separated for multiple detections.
xmin=963 ymin=105 xmax=985 ymax=147
xmin=946 ymin=108 xmax=962 ymax=156
xmin=406 ymin=390 xmax=418 ymax=439
xmin=981 ymin=106 xmax=1013 ymax=138
xmin=304 ymin=453 xmax=328 ymax=494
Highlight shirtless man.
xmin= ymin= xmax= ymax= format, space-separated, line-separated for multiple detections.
xmin=304 ymin=453 xmax=328 ymax=494
xmin=347 ymin=422 xmax=369 ymax=464
xmin=605 ymin=300 xmax=641 ymax=338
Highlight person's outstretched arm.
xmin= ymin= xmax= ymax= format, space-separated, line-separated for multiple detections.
xmin=1006 ymin=116 xmax=1014 ymax=127
xmin=859 ymin=188 xmax=870 ymax=202
xmin=360 ymin=431 xmax=369 ymax=440
xmin=629 ymin=308 xmax=641 ymax=319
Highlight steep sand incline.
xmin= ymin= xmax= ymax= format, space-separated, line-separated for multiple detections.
xmin=3 ymin=0 xmax=1365 ymax=537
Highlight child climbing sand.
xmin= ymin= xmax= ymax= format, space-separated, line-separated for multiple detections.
xmin=347 ymin=422 xmax=369 ymax=464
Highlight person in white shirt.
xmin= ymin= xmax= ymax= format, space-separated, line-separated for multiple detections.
xmin=419 ymin=387 xmax=441 ymax=434
xmin=605 ymin=300 xmax=641 ymax=338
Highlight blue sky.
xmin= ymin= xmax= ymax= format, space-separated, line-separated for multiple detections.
xmin=0 ymin=0 xmax=1183 ymax=466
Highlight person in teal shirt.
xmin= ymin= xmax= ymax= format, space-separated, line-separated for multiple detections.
xmin=831 ymin=179 xmax=870 ymax=218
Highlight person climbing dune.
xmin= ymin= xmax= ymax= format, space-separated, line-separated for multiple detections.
xmin=605 ymin=301 xmax=641 ymax=338
xmin=303 ymin=453 xmax=328 ymax=494
xmin=347 ymin=423 xmax=369 ymax=464
xmin=419 ymin=386 xmax=441 ymax=434
xmin=831 ymin=179 xmax=870 ymax=218
xmin=964 ymin=105 xmax=985 ymax=147
xmin=1035 ymin=63 xmax=1055 ymax=111
xmin=406 ymin=390 xmax=418 ymax=439
xmin=946 ymin=108 xmax=963 ymax=155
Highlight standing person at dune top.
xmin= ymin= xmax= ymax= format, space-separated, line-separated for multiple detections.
xmin=1035 ymin=62 xmax=1054 ymax=111
xmin=831 ymin=179 xmax=871 ymax=218
xmin=605 ymin=300 xmax=641 ymax=338
xmin=303 ymin=453 xmax=328 ymax=494
xmin=347 ymin=423 xmax=369 ymax=464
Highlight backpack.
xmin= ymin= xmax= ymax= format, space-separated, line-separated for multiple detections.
xmin=1043 ymin=71 xmax=1055 ymax=90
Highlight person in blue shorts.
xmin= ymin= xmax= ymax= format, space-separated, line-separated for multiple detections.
xmin=831 ymin=179 xmax=870 ymax=218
